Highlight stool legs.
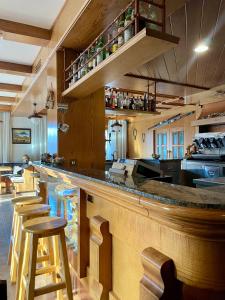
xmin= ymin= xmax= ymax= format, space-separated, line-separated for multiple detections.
xmin=59 ymin=230 xmax=73 ymax=300
xmin=27 ymin=235 xmax=38 ymax=300
xmin=19 ymin=232 xmax=31 ymax=300
xmin=10 ymin=214 xmax=22 ymax=282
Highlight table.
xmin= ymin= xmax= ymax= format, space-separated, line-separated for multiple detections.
xmin=0 ymin=166 xmax=12 ymax=193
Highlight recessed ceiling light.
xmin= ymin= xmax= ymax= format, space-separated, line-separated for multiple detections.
xmin=194 ymin=44 xmax=209 ymax=53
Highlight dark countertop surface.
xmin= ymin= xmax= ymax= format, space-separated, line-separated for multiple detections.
xmin=34 ymin=162 xmax=225 ymax=210
xmin=193 ymin=177 xmax=225 ymax=186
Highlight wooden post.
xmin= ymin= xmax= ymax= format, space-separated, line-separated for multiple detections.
xmin=135 ymin=0 xmax=140 ymax=34
xmin=77 ymin=189 xmax=90 ymax=278
xmin=38 ymin=181 xmax=48 ymax=204
xmin=90 ymin=216 xmax=112 ymax=300
xmin=140 ymin=247 xmax=182 ymax=300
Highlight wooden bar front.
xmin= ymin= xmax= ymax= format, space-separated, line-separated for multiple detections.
xmin=35 ymin=164 xmax=225 ymax=300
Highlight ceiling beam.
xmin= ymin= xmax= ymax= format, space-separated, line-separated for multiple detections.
xmin=0 ymin=61 xmax=32 ymax=76
xmin=125 ymin=74 xmax=211 ymax=91
xmin=0 ymin=105 xmax=12 ymax=112
xmin=0 ymin=96 xmax=16 ymax=103
xmin=0 ymin=19 xmax=52 ymax=46
xmin=0 ymin=83 xmax=22 ymax=92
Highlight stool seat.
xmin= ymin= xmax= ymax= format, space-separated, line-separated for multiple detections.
xmin=23 ymin=216 xmax=67 ymax=235
xmin=16 ymin=204 xmax=50 ymax=216
xmin=12 ymin=196 xmax=43 ymax=206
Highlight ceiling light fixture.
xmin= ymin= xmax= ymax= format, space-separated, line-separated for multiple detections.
xmin=194 ymin=43 xmax=209 ymax=53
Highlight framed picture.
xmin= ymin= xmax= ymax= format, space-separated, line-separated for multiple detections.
xmin=12 ymin=128 xmax=31 ymax=144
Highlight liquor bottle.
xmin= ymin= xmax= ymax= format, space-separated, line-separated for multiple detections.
xmin=143 ymin=93 xmax=148 ymax=111
xmin=116 ymin=92 xmax=120 ymax=108
xmin=111 ymin=21 xmax=118 ymax=53
xmin=92 ymin=44 xmax=97 ymax=69
xmin=148 ymin=5 xmax=158 ymax=30
xmin=88 ymin=49 xmax=93 ymax=71
xmin=118 ymin=14 xmax=125 ymax=48
xmin=119 ymin=92 xmax=124 ymax=109
xmin=96 ymin=37 xmax=104 ymax=65
xmin=105 ymin=33 xmax=111 ymax=59
xmin=124 ymin=7 xmax=134 ymax=43
xmin=77 ymin=57 xmax=81 ymax=80
xmin=81 ymin=52 xmax=88 ymax=77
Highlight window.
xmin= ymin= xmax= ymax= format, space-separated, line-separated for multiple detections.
xmin=155 ymin=128 xmax=184 ymax=159
xmin=172 ymin=130 xmax=184 ymax=159
xmin=156 ymin=132 xmax=167 ymax=159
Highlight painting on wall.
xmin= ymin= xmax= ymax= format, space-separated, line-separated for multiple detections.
xmin=12 ymin=128 xmax=31 ymax=144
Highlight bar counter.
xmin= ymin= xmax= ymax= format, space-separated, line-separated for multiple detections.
xmin=34 ymin=162 xmax=225 ymax=300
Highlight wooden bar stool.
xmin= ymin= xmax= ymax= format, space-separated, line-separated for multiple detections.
xmin=17 ymin=216 xmax=73 ymax=300
xmin=10 ymin=204 xmax=50 ymax=283
xmin=8 ymin=195 xmax=43 ymax=265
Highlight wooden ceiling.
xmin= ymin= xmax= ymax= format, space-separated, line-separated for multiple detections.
xmin=130 ymin=0 xmax=225 ymax=96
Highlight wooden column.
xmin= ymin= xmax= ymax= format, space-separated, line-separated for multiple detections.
xmin=140 ymin=247 xmax=182 ymax=300
xmin=77 ymin=189 xmax=90 ymax=278
xmin=90 ymin=216 xmax=112 ymax=300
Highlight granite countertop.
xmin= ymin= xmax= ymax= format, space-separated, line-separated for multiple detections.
xmin=193 ymin=177 xmax=225 ymax=185
xmin=34 ymin=162 xmax=225 ymax=210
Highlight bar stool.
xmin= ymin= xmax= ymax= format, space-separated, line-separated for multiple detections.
xmin=17 ymin=216 xmax=73 ymax=300
xmin=10 ymin=204 xmax=50 ymax=283
xmin=8 ymin=195 xmax=43 ymax=265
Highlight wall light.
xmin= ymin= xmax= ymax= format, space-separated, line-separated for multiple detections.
xmin=194 ymin=43 xmax=209 ymax=53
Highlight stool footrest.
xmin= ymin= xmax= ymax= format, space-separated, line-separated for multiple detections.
xmin=35 ymin=265 xmax=56 ymax=276
xmin=36 ymin=255 xmax=49 ymax=263
xmin=34 ymin=282 xmax=66 ymax=296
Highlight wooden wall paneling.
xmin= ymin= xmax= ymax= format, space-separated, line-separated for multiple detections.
xmin=58 ymin=87 xmax=105 ymax=170
xmin=140 ymin=247 xmax=182 ymax=300
xmin=77 ymin=188 xmax=90 ymax=278
xmin=89 ymin=215 xmax=112 ymax=300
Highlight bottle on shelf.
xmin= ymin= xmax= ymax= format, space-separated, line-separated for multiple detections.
xmin=87 ymin=48 xmax=93 ymax=72
xmin=124 ymin=7 xmax=134 ymax=43
xmin=96 ymin=37 xmax=104 ymax=65
xmin=81 ymin=52 xmax=88 ymax=77
xmin=92 ymin=44 xmax=97 ymax=69
xmin=147 ymin=5 xmax=158 ymax=30
xmin=143 ymin=93 xmax=148 ymax=111
xmin=105 ymin=33 xmax=111 ymax=59
xmin=111 ymin=21 xmax=118 ymax=53
xmin=118 ymin=14 xmax=125 ymax=48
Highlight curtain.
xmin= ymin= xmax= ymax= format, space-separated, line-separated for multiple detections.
xmin=1 ymin=112 xmax=12 ymax=163
xmin=32 ymin=116 xmax=47 ymax=160
xmin=105 ymin=120 xmax=127 ymax=160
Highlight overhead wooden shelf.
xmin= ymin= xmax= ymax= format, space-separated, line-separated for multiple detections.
xmin=105 ymin=108 xmax=160 ymax=117
xmin=191 ymin=116 xmax=225 ymax=127
xmin=62 ymin=28 xmax=179 ymax=99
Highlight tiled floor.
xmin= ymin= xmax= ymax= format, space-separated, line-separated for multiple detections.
xmin=0 ymin=194 xmax=92 ymax=300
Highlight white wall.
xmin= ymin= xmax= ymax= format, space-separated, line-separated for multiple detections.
xmin=10 ymin=116 xmax=47 ymax=163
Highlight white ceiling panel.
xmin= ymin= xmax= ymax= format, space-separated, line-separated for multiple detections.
xmin=0 ymin=0 xmax=65 ymax=29
xmin=0 ymin=91 xmax=17 ymax=97
xmin=0 ymin=73 xmax=25 ymax=85
xmin=0 ymin=39 xmax=40 ymax=65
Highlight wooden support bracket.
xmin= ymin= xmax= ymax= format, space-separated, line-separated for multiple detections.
xmin=140 ymin=247 xmax=181 ymax=300
xmin=90 ymin=215 xmax=112 ymax=300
